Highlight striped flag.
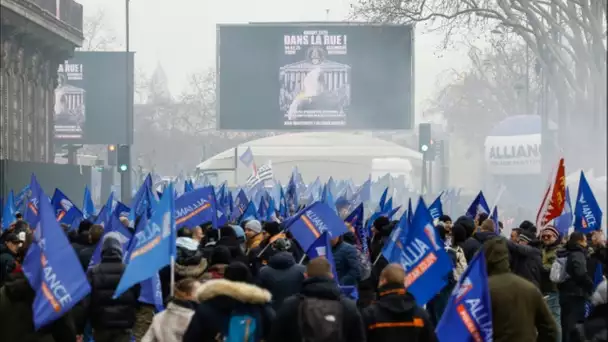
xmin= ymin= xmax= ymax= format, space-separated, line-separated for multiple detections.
xmin=247 ymin=161 xmax=274 ymax=188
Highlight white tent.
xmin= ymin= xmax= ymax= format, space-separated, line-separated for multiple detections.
xmin=196 ymin=132 xmax=422 ymax=186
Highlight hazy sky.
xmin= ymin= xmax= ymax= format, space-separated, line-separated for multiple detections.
xmin=79 ymin=0 xmax=478 ymax=125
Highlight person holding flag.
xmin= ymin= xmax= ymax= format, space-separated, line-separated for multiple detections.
xmin=362 ymin=263 xmax=437 ymax=342
xmin=482 ymin=237 xmax=558 ymax=341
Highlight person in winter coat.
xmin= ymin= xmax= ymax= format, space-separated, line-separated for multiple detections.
xmin=200 ymin=245 xmax=231 ymax=281
xmin=362 ymin=264 xmax=437 ymax=342
xmin=331 ymin=235 xmax=361 ymax=286
xmin=269 ymin=257 xmax=366 ymax=342
xmin=257 ymin=248 xmax=305 ymax=310
xmin=571 ymin=279 xmax=607 ymax=342
xmin=557 ymin=232 xmax=594 ymax=342
xmin=0 ymin=269 xmax=78 ymax=342
xmin=482 ymin=237 xmax=558 ymax=342
xmin=453 ymin=216 xmax=479 ymax=262
xmin=0 ymin=232 xmax=23 ymax=286
xmin=183 ymin=262 xmax=275 ymax=342
xmin=77 ymin=224 xmax=104 ymax=271
xmin=539 ymin=226 xmax=563 ymax=340
xmin=507 ymin=229 xmax=543 ymax=289
xmin=86 ymin=234 xmax=141 ymax=342
xmin=244 ymin=220 xmax=265 ymax=254
xmin=71 ymin=219 xmax=94 ymax=258
xmin=142 ymin=278 xmax=201 ymax=342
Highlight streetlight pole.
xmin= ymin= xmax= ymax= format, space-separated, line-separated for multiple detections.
xmin=120 ymin=0 xmax=132 ymax=203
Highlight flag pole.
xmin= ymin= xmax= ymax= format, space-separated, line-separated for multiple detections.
xmin=169 ymin=255 xmax=175 ymax=297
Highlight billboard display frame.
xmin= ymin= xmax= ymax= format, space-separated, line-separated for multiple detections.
xmin=53 ymin=51 xmax=135 ymax=145
xmin=216 ymin=22 xmax=415 ymax=132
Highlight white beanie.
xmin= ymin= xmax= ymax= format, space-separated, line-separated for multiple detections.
xmin=244 ymin=220 xmax=262 ymax=234
xmin=591 ymin=279 xmax=607 ymax=307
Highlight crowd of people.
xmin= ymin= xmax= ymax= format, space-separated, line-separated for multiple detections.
xmin=0 ymin=210 xmax=606 ymax=342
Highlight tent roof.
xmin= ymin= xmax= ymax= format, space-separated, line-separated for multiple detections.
xmin=196 ymin=132 xmax=421 ymax=169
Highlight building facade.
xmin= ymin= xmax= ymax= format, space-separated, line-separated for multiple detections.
xmin=0 ymin=0 xmax=83 ymax=163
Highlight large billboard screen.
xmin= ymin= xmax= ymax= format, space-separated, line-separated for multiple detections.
xmin=217 ymin=23 xmax=414 ymax=130
xmin=54 ymin=51 xmax=134 ymax=144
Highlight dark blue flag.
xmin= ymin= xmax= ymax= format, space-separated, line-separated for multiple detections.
xmin=174 ymin=186 xmax=215 ymax=229
xmin=574 ymin=171 xmax=603 ymax=233
xmin=286 ymin=202 xmax=348 ymax=253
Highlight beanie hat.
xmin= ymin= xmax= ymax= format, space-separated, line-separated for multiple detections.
xmin=244 ymin=220 xmax=262 ymax=234
xmin=224 ymin=261 xmax=253 ymax=283
xmin=101 ymin=233 xmax=123 ymax=255
xmin=518 ymin=230 xmax=535 ymax=243
xmin=519 ymin=220 xmax=537 ymax=234
xmin=210 ymin=245 xmax=231 ymax=266
xmin=230 ymin=225 xmax=245 ymax=240
xmin=263 ymin=221 xmax=281 ymax=236
xmin=373 ymin=216 xmax=390 ymax=231
xmin=454 ymin=216 xmax=476 ymax=238
xmin=541 ymin=226 xmax=560 ymax=240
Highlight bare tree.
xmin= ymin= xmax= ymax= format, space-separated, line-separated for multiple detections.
xmin=80 ymin=9 xmax=121 ymax=51
xmin=353 ymin=0 xmax=607 ymax=169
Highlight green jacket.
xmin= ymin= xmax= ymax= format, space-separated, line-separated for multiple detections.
xmin=540 ymin=244 xmax=561 ymax=294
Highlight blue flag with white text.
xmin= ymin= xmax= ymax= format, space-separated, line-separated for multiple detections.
xmin=436 ymin=251 xmax=493 ymax=342
xmin=114 ymin=184 xmax=176 ymax=299
xmin=573 ymin=171 xmax=603 ymax=233
xmin=22 ymin=183 xmax=91 ymax=329
xmin=286 ymin=202 xmax=349 ymax=253
xmin=24 ymin=175 xmax=44 ymax=228
xmin=174 ymin=186 xmax=215 ymax=229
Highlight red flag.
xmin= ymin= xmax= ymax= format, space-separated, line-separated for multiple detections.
xmin=536 ymin=158 xmax=566 ymax=229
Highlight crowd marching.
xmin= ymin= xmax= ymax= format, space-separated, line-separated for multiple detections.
xmin=0 ymin=157 xmax=606 ymax=342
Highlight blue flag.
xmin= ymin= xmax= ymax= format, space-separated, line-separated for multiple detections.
xmin=321 ymin=184 xmax=337 ymax=214
xmin=114 ymin=183 xmax=176 ymax=299
xmin=429 ymin=193 xmax=443 ymax=221
xmin=490 ymin=206 xmax=499 ymax=234
xmin=139 ymin=272 xmax=164 ymax=312
xmin=232 ymin=189 xmax=249 ymax=222
xmin=22 ymin=182 xmax=91 ymax=329
xmin=51 ymin=189 xmax=83 ymax=228
xmin=89 ymin=214 xmax=133 ymax=269
xmin=83 ymin=186 xmax=96 ymax=219
xmin=436 ymin=251 xmax=493 ymax=342
xmin=2 ymin=190 xmax=16 ymax=231
xmin=128 ymin=174 xmax=155 ymax=224
xmin=174 ymin=186 xmax=215 ymax=229
xmin=287 ymin=202 xmax=349 ymax=253
xmin=306 ymin=231 xmax=339 ymax=280
xmin=400 ymin=197 xmax=453 ymax=306
xmin=466 ymin=191 xmax=490 ymax=219
xmin=24 ymin=175 xmax=45 ymax=228
xmin=573 ymin=171 xmax=603 ymax=233
xmin=239 ymin=200 xmax=258 ymax=223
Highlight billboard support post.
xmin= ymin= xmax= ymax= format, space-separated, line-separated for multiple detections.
xmin=121 ymin=0 xmax=132 ymax=204
xmin=233 ymin=147 xmax=238 ymax=186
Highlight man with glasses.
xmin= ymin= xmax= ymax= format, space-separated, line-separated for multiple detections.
xmin=540 ymin=225 xmax=564 ymax=342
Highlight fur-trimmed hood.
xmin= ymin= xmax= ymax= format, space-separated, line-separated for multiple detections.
xmin=196 ymin=279 xmax=271 ymax=304
xmin=175 ymin=258 xmax=207 ymax=279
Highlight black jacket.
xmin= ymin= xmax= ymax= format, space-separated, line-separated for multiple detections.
xmin=362 ymin=284 xmax=437 ymax=342
xmin=257 ymin=251 xmax=305 ymax=310
xmin=0 ymin=244 xmax=17 ymax=286
xmin=0 ymin=273 xmax=77 ymax=342
xmin=571 ymin=303 xmax=608 ymax=342
xmin=506 ymin=240 xmax=542 ymax=289
xmin=86 ymin=248 xmax=140 ymax=330
xmin=332 ymin=240 xmax=361 ymax=286
xmin=557 ymin=241 xmax=594 ymax=298
xmin=183 ymin=279 xmax=275 ymax=342
xmin=78 ymin=245 xmax=96 ymax=271
xmin=268 ymin=277 xmax=366 ymax=342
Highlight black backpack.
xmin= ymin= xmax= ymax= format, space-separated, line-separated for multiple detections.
xmin=298 ymin=296 xmax=345 ymax=342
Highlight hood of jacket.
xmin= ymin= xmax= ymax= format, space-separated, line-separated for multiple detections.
xmin=474 ymin=231 xmax=498 ymax=244
xmin=483 ymin=237 xmax=510 ymax=276
xmin=196 ymin=278 xmax=271 ymax=304
xmin=565 ymin=239 xmax=587 ymax=254
xmin=300 ymin=276 xmax=342 ymax=301
xmin=267 ymin=251 xmax=296 ymax=270
xmin=376 ymin=284 xmax=417 ymax=314
xmin=175 ymin=257 xmax=207 ymax=279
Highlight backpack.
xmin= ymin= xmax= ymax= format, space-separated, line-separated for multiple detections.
xmin=221 ymin=309 xmax=260 ymax=342
xmin=550 ymin=256 xmax=570 ymax=283
xmin=298 ymin=297 xmax=345 ymax=342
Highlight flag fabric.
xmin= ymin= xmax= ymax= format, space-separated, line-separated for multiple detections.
xmin=429 ymin=193 xmax=443 ymax=221
xmin=14 ymin=184 xmax=31 ymax=213
xmin=553 ymin=186 xmax=573 ymax=237
xmin=128 ymin=174 xmax=155 ymax=225
xmin=114 ymin=184 xmax=176 ymax=299
xmin=51 ymin=189 xmax=83 ymax=228
xmin=321 ymin=184 xmax=337 ymax=213
xmin=24 ymin=175 xmax=44 ymax=227
xmin=83 ymin=186 xmax=96 ymax=219
xmin=174 ymin=186 xmax=215 ymax=229
xmin=466 ymin=191 xmax=490 ymax=219
xmin=239 ymin=200 xmax=258 ymax=223
xmin=436 ymin=251 xmax=493 ymax=342
xmin=573 ymin=171 xmax=603 ymax=233
xmin=306 ymin=231 xmax=338 ymax=280
xmin=22 ymin=183 xmax=91 ymax=329
xmin=536 ymin=158 xmax=566 ymax=229
xmin=345 ymin=203 xmax=368 ymax=258
xmin=490 ymin=206 xmax=499 ymax=234
xmin=2 ymin=190 xmax=16 ymax=231
xmin=286 ymin=202 xmax=349 ymax=253
xmin=89 ymin=214 xmax=133 ymax=269
xmin=399 ymin=197 xmax=453 ymax=306
xmin=139 ymin=272 xmax=164 ymax=312
xmin=246 ymin=161 xmax=274 ymax=188
xmin=239 ymin=146 xmax=255 ymax=167
xmin=231 ymin=189 xmax=249 ymax=222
